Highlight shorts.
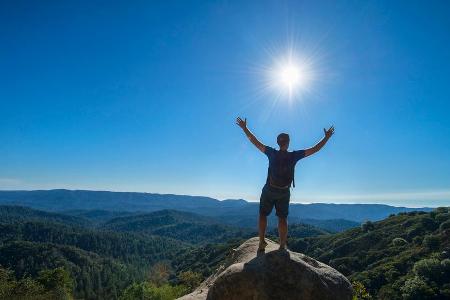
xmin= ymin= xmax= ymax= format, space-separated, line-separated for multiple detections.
xmin=259 ymin=184 xmax=290 ymax=218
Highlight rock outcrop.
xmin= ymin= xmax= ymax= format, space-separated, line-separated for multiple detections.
xmin=178 ymin=237 xmax=352 ymax=300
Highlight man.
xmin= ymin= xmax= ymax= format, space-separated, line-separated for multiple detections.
xmin=236 ymin=117 xmax=334 ymax=251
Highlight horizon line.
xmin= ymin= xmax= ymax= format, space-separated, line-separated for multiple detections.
xmin=0 ymin=187 xmax=447 ymax=209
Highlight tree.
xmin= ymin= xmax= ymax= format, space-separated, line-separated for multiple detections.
xmin=423 ymin=235 xmax=440 ymax=251
xmin=361 ymin=221 xmax=374 ymax=233
xmin=177 ymin=271 xmax=202 ymax=292
xmin=392 ymin=238 xmax=408 ymax=247
xmin=148 ymin=262 xmax=171 ymax=286
xmin=413 ymin=258 xmax=441 ymax=282
xmin=440 ymin=220 xmax=450 ymax=232
xmin=352 ymin=281 xmax=371 ymax=300
xmin=119 ymin=282 xmax=188 ymax=300
xmin=37 ymin=267 xmax=73 ymax=300
xmin=401 ymin=276 xmax=436 ymax=299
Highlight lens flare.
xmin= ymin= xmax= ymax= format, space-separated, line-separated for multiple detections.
xmin=269 ymin=54 xmax=314 ymax=101
xmin=242 ymin=38 xmax=324 ymax=114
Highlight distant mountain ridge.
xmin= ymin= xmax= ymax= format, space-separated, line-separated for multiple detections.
xmin=0 ymin=189 xmax=433 ymax=223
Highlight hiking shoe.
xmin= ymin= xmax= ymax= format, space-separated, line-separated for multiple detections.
xmin=257 ymin=239 xmax=268 ymax=252
xmin=278 ymin=244 xmax=288 ymax=251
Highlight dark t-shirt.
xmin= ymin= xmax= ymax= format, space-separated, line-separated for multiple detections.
xmin=264 ymin=146 xmax=306 ymax=188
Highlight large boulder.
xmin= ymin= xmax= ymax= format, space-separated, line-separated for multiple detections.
xmin=178 ymin=237 xmax=353 ymax=300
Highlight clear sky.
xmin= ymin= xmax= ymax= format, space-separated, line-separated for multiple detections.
xmin=1 ymin=1 xmax=449 ymax=207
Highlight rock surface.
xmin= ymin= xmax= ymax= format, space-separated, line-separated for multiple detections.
xmin=178 ymin=237 xmax=353 ymax=300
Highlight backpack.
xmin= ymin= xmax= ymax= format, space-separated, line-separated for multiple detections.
xmin=268 ymin=151 xmax=296 ymax=188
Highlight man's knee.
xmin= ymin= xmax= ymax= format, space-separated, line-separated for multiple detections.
xmin=278 ymin=216 xmax=287 ymax=224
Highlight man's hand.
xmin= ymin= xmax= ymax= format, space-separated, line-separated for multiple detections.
xmin=236 ymin=117 xmax=266 ymax=153
xmin=324 ymin=126 xmax=335 ymax=140
xmin=236 ymin=117 xmax=247 ymax=130
xmin=304 ymin=125 xmax=335 ymax=157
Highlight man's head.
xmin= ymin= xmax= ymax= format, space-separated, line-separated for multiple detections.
xmin=277 ymin=133 xmax=290 ymax=150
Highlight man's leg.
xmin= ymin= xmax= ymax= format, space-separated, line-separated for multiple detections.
xmin=278 ymin=217 xmax=288 ymax=249
xmin=258 ymin=213 xmax=267 ymax=242
xmin=258 ymin=185 xmax=272 ymax=251
xmin=275 ymin=189 xmax=290 ymax=249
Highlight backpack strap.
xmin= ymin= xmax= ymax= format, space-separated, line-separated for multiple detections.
xmin=292 ymin=173 xmax=295 ymax=188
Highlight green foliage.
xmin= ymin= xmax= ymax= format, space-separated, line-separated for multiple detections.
xmin=401 ymin=276 xmax=436 ymax=299
xmin=0 ymin=265 xmax=74 ymax=300
xmin=412 ymin=236 xmax=423 ymax=245
xmin=298 ymin=218 xmax=360 ymax=232
xmin=290 ymin=209 xmax=450 ymax=298
xmin=0 ymin=206 xmax=247 ymax=299
xmin=413 ymin=258 xmax=441 ymax=281
xmin=271 ymin=223 xmax=329 ymax=238
xmin=119 ymin=282 xmax=188 ymax=300
xmin=172 ymin=239 xmax=242 ymax=279
xmin=361 ymin=221 xmax=374 ymax=232
xmin=352 ymin=281 xmax=371 ymax=300
xmin=392 ymin=237 xmax=408 ymax=247
xmin=148 ymin=262 xmax=171 ymax=286
xmin=435 ymin=207 xmax=449 ymax=214
xmin=0 ymin=205 xmax=90 ymax=227
xmin=177 ymin=271 xmax=202 ymax=292
xmin=37 ymin=267 xmax=73 ymax=299
xmin=435 ymin=213 xmax=450 ymax=223
xmin=101 ymin=210 xmax=254 ymax=245
xmin=423 ymin=234 xmax=440 ymax=250
xmin=440 ymin=220 xmax=450 ymax=232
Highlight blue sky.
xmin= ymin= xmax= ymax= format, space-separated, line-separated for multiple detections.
xmin=1 ymin=0 xmax=449 ymax=207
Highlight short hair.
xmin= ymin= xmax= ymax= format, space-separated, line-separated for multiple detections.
xmin=277 ymin=133 xmax=290 ymax=147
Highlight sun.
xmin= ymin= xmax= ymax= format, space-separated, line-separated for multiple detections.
xmin=278 ymin=63 xmax=303 ymax=91
xmin=248 ymin=43 xmax=320 ymax=105
xmin=268 ymin=55 xmax=313 ymax=101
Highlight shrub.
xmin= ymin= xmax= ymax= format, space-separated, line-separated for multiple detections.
xmin=352 ymin=281 xmax=372 ymax=300
xmin=312 ymin=247 xmax=324 ymax=257
xmin=440 ymin=250 xmax=450 ymax=259
xmin=402 ymin=219 xmax=414 ymax=228
xmin=420 ymin=217 xmax=438 ymax=231
xmin=0 ymin=266 xmax=71 ymax=300
xmin=413 ymin=258 xmax=441 ymax=281
xmin=401 ymin=276 xmax=436 ymax=299
xmin=423 ymin=235 xmax=440 ymax=251
xmin=441 ymin=259 xmax=450 ymax=278
xmin=37 ymin=267 xmax=73 ymax=294
xmin=119 ymin=282 xmax=188 ymax=300
xmin=289 ymin=238 xmax=308 ymax=252
xmin=392 ymin=238 xmax=408 ymax=247
xmin=377 ymin=285 xmax=399 ymax=300
xmin=406 ymin=227 xmax=423 ymax=239
xmin=177 ymin=271 xmax=202 ymax=292
xmin=413 ymin=236 xmax=423 ymax=245
xmin=361 ymin=221 xmax=375 ymax=233
xmin=436 ymin=213 xmax=450 ymax=223
xmin=440 ymin=220 xmax=450 ymax=232
xmin=435 ymin=207 xmax=449 ymax=214
xmin=441 ymin=283 xmax=450 ymax=298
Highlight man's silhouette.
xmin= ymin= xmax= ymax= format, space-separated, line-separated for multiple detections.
xmin=236 ymin=117 xmax=334 ymax=251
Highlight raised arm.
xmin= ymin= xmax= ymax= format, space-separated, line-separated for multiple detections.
xmin=304 ymin=126 xmax=335 ymax=157
xmin=236 ymin=117 xmax=266 ymax=153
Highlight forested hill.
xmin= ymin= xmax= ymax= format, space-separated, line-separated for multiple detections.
xmin=0 ymin=189 xmax=432 ymax=223
xmin=1 ymin=204 xmax=447 ymax=299
xmin=0 ymin=205 xmax=339 ymax=299
xmin=289 ymin=207 xmax=450 ymax=299
xmin=101 ymin=209 xmax=254 ymax=244
xmin=0 ymin=221 xmax=188 ymax=299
